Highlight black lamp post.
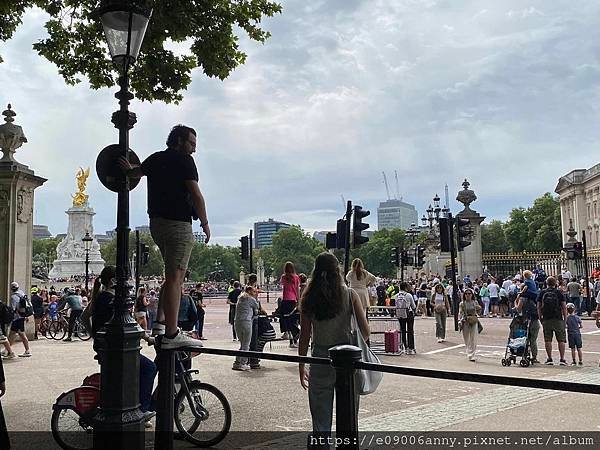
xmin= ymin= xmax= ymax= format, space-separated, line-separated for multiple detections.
xmin=82 ymin=232 xmax=93 ymax=292
xmin=92 ymin=1 xmax=152 ymax=449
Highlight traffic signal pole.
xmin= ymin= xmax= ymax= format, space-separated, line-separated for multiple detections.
xmin=344 ymin=201 xmax=352 ymax=276
xmin=448 ymin=213 xmax=459 ymax=332
xmin=249 ymin=229 xmax=254 ymax=274
xmin=400 ymin=249 xmax=405 ymax=282
xmin=135 ymin=230 xmax=140 ymax=295
xmin=582 ymin=230 xmax=591 ymax=314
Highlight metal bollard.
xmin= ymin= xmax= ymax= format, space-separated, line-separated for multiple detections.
xmin=154 ymin=349 xmax=175 ymax=450
xmin=329 ymin=345 xmax=361 ymax=450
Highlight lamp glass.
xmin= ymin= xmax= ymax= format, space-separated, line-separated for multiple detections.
xmin=82 ymin=232 xmax=93 ymax=251
xmin=100 ymin=10 xmax=150 ymax=64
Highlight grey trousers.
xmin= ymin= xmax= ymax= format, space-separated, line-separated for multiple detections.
xmin=435 ymin=310 xmax=447 ymax=339
xmin=308 ymin=345 xmax=359 ymax=438
xmin=234 ymin=320 xmax=253 ymax=366
xmin=528 ymin=319 xmax=540 ymax=360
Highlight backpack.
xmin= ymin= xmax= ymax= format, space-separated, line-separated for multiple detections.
xmin=541 ymin=288 xmax=563 ymax=320
xmin=16 ymin=293 xmax=33 ymax=317
xmin=178 ymin=295 xmax=198 ymax=331
xmin=0 ymin=302 xmax=15 ymax=325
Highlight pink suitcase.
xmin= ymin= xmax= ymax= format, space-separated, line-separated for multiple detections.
xmin=384 ymin=329 xmax=399 ymax=353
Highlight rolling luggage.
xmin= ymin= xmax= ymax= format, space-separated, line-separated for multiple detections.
xmin=384 ymin=329 xmax=399 ymax=353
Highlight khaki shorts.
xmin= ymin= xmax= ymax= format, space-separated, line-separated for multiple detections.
xmin=542 ymin=318 xmax=566 ymax=343
xmin=150 ymin=217 xmax=194 ymax=274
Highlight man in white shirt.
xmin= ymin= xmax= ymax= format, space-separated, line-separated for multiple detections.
xmin=488 ymin=280 xmax=500 ymax=318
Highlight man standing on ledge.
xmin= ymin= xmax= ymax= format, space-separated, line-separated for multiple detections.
xmin=120 ymin=124 xmax=210 ymax=349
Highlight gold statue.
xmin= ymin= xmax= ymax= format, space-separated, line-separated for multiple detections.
xmin=72 ymin=167 xmax=90 ymax=206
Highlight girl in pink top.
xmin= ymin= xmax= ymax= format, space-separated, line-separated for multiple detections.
xmin=280 ymin=261 xmax=300 ymax=347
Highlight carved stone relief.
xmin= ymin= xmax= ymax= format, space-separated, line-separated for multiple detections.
xmin=17 ymin=187 xmax=33 ymax=223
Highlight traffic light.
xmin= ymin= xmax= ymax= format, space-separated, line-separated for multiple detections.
xmin=325 ymin=232 xmax=337 ymax=249
xmin=352 ymin=205 xmax=370 ymax=247
xmin=439 ymin=218 xmax=451 ymax=252
xmin=391 ymin=247 xmax=400 ymax=267
xmin=240 ymin=235 xmax=249 ymax=260
xmin=140 ymin=243 xmax=150 ymax=265
xmin=401 ymin=249 xmax=410 ymax=266
xmin=567 ymin=242 xmax=583 ymax=260
xmin=416 ymin=245 xmax=426 ymax=267
xmin=456 ymin=217 xmax=471 ymax=251
xmin=336 ymin=219 xmax=347 ymax=249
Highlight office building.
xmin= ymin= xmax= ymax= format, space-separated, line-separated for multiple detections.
xmin=254 ymin=218 xmax=291 ymax=248
xmin=377 ymin=199 xmax=418 ymax=231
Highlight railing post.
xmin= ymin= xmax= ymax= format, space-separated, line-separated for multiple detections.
xmin=329 ymin=345 xmax=361 ymax=450
xmin=154 ymin=349 xmax=175 ymax=450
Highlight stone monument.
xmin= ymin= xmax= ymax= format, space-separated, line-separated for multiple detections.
xmin=49 ymin=168 xmax=105 ymax=278
xmin=0 ymin=104 xmax=47 ymax=302
xmin=456 ymin=179 xmax=485 ymax=279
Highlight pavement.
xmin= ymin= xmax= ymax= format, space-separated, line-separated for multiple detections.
xmin=3 ymin=294 xmax=600 ymax=449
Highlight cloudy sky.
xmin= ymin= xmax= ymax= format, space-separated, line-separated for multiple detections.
xmin=2 ymin=0 xmax=600 ymax=245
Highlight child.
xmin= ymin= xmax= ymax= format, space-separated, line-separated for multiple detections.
xmin=565 ymin=302 xmax=583 ymax=366
xmin=520 ymin=270 xmax=539 ymax=301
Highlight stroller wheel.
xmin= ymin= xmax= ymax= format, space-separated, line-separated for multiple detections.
xmin=520 ymin=359 xmax=530 ymax=367
xmin=506 ymin=359 xmax=512 ymax=366
xmin=501 ymin=359 xmax=507 ymax=366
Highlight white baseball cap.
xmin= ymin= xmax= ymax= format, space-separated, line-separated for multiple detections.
xmin=10 ymin=281 xmax=19 ymax=289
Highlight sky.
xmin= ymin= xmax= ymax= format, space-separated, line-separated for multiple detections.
xmin=2 ymin=0 xmax=600 ymax=246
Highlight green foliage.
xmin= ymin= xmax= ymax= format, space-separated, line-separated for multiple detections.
xmin=266 ymin=226 xmax=325 ymax=276
xmin=100 ymin=232 xmax=164 ymax=276
xmin=187 ymin=243 xmax=241 ymax=282
xmin=481 ymin=220 xmax=509 ymax=253
xmin=352 ymin=228 xmax=407 ymax=278
xmin=32 ymin=237 xmax=62 ymax=269
xmin=488 ymin=193 xmax=562 ymax=253
xmin=2 ymin=0 xmax=283 ymax=103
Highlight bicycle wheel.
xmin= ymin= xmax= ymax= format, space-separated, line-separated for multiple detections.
xmin=75 ymin=321 xmax=91 ymax=341
xmin=49 ymin=320 xmax=67 ymax=340
xmin=51 ymin=407 xmax=93 ymax=450
xmin=174 ymin=381 xmax=231 ymax=447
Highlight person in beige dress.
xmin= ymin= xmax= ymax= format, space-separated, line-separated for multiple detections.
xmin=346 ymin=258 xmax=376 ymax=319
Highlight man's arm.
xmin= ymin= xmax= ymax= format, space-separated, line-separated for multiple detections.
xmin=184 ymin=180 xmax=210 ymax=243
xmin=117 ymin=157 xmax=144 ymax=179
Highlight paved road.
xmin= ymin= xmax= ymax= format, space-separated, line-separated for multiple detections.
xmin=3 ymin=295 xmax=600 ymax=449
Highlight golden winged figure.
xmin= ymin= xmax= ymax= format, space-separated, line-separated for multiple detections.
xmin=72 ymin=167 xmax=90 ymax=207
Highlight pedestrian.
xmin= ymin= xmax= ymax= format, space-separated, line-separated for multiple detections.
xmin=566 ymin=277 xmax=582 ymax=316
xmin=479 ymin=283 xmax=490 ymax=317
xmin=346 ymin=258 xmax=376 ymax=321
xmin=565 ymin=303 xmax=583 ymax=366
xmin=298 ymin=252 xmax=370 ymax=441
xmin=62 ymin=288 xmax=83 ymax=342
xmin=459 ymin=288 xmax=481 ymax=361
xmin=280 ymin=262 xmax=301 ymax=348
xmin=31 ymin=287 xmax=45 ymax=340
xmin=227 ymin=281 xmax=242 ymax=341
xmin=134 ymin=287 xmax=149 ymax=332
xmin=0 ymin=351 xmax=9 ymax=449
xmin=8 ymin=282 xmax=31 ymax=357
xmin=119 ymin=124 xmax=210 ymax=350
xmin=431 ymin=283 xmax=450 ymax=343
xmin=191 ymin=283 xmax=206 ymax=340
xmin=394 ymin=282 xmax=416 ymax=354
xmin=515 ymin=286 xmax=541 ymax=364
xmin=537 ymin=276 xmax=568 ymax=366
xmin=147 ymin=289 xmax=158 ymax=332
xmin=415 ymin=283 xmax=428 ymax=317
xmin=487 ymin=278 xmax=500 ymax=317
xmin=232 ymin=285 xmax=259 ymax=371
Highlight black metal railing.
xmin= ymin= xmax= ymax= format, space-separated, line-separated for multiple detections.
xmin=154 ymin=346 xmax=600 ymax=450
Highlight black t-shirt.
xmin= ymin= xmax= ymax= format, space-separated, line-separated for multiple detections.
xmin=31 ymin=294 xmax=44 ymax=314
xmin=141 ymin=149 xmax=199 ymax=222
xmin=227 ymin=288 xmax=242 ymax=306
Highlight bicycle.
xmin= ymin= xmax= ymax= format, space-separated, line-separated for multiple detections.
xmin=51 ymin=351 xmax=231 ymax=450
xmin=48 ymin=311 xmax=91 ymax=341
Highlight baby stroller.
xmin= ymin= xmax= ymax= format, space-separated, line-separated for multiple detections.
xmin=501 ymin=314 xmax=531 ymax=367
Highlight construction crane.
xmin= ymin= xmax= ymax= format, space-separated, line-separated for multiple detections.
xmin=341 ymin=194 xmax=346 ymax=209
xmin=382 ymin=172 xmax=391 ymax=200
xmin=394 ymin=170 xmax=400 ymax=200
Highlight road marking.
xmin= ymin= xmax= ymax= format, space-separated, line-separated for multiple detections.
xmin=583 ymin=329 xmax=600 ymax=335
xmin=423 ymin=344 xmax=464 ymax=354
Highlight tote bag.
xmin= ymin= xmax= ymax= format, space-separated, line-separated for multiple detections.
xmin=349 ymin=292 xmax=383 ymax=395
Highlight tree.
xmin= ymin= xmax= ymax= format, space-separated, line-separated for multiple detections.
xmin=353 ymin=228 xmax=407 ymax=278
xmin=526 ymin=193 xmax=562 ymax=251
xmin=269 ymin=226 xmax=325 ymax=276
xmin=1 ymin=0 xmax=283 ymax=103
xmin=504 ymin=207 xmax=528 ymax=253
xmin=32 ymin=236 xmax=62 ymax=277
xmin=100 ymin=232 xmax=164 ymax=276
xmin=481 ymin=220 xmax=509 ymax=253
xmin=187 ymin=243 xmax=241 ymax=282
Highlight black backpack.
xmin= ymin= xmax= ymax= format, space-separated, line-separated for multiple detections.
xmin=0 ymin=302 xmax=15 ymax=325
xmin=541 ymin=288 xmax=563 ymax=320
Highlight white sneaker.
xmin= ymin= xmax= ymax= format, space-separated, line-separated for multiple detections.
xmin=232 ymin=364 xmax=250 ymax=371
xmin=151 ymin=322 xmax=166 ymax=337
xmin=160 ymin=330 xmax=203 ymax=350
xmin=3 ymin=352 xmax=16 ymax=359
xmin=0 ymin=350 xmax=7 ymax=357
xmin=18 ymin=350 xmax=32 ymax=357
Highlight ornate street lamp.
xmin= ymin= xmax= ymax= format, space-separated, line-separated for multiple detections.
xmin=82 ymin=232 xmax=93 ymax=292
xmin=92 ymin=1 xmax=152 ymax=449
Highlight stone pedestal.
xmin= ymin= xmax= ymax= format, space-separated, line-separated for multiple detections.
xmin=0 ymin=105 xmax=47 ymax=304
xmin=49 ymin=204 xmax=105 ymax=278
xmin=455 ymin=179 xmax=485 ymax=280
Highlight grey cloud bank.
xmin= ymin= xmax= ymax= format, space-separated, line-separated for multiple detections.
xmin=2 ymin=1 xmax=600 ymax=244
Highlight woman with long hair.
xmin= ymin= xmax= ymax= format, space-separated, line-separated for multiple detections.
xmin=298 ymin=253 xmax=369 ymax=439
xmin=346 ymin=258 xmax=376 ymax=320
xmin=431 ymin=283 xmax=451 ymax=343
xmin=459 ymin=288 xmax=481 ymax=361
xmin=134 ymin=286 xmax=149 ymax=331
xmin=280 ymin=261 xmax=301 ymax=347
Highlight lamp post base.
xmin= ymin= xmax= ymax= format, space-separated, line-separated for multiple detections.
xmin=93 ymin=322 xmax=145 ymax=450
